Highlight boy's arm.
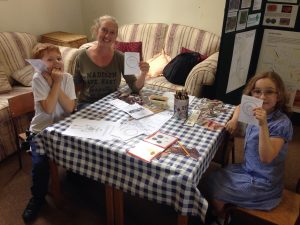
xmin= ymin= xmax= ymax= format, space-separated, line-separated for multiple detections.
xmin=57 ymin=90 xmax=75 ymax=113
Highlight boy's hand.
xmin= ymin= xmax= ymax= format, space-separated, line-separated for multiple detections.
xmin=51 ymin=68 xmax=63 ymax=84
xmin=42 ymin=71 xmax=53 ymax=87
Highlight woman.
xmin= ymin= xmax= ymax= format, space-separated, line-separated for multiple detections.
xmin=74 ymin=15 xmax=149 ymax=110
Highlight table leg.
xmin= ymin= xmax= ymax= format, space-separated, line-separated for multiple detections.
xmin=177 ymin=215 xmax=188 ymax=225
xmin=113 ymin=188 xmax=124 ymax=225
xmin=105 ymin=185 xmax=115 ymax=225
xmin=48 ymin=160 xmax=63 ymax=204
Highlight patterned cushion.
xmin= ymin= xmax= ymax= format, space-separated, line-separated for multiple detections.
xmin=0 ymin=63 xmax=12 ymax=93
xmin=145 ymin=76 xmax=184 ymax=92
xmin=0 ymin=75 xmax=12 ymax=93
xmin=164 ymin=24 xmax=220 ymax=59
xmin=115 ymin=41 xmax=143 ymax=60
xmin=146 ymin=50 xmax=171 ymax=78
xmin=58 ymin=46 xmax=81 ymax=75
xmin=0 ymin=32 xmax=37 ymax=84
xmin=117 ymin=23 xmax=169 ymax=61
xmin=11 ymin=65 xmax=34 ymax=86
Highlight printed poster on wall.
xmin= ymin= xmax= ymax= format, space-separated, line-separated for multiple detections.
xmin=263 ymin=3 xmax=298 ymax=28
xmin=256 ymin=29 xmax=300 ymax=112
xmin=226 ymin=30 xmax=256 ymax=93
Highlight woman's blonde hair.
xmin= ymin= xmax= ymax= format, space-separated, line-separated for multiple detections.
xmin=32 ymin=43 xmax=61 ymax=59
xmin=243 ymin=71 xmax=291 ymax=115
xmin=90 ymin=15 xmax=118 ymax=39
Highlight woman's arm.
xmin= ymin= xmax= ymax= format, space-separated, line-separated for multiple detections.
xmin=133 ymin=61 xmax=149 ymax=89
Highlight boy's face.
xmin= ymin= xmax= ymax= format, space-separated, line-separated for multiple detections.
xmin=41 ymin=50 xmax=64 ymax=72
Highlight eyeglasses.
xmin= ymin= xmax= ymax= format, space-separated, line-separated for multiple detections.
xmin=251 ymin=89 xmax=278 ymax=97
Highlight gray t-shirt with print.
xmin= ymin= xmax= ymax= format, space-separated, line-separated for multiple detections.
xmin=74 ymin=50 xmax=138 ymax=104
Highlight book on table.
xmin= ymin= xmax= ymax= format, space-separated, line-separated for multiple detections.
xmin=128 ymin=131 xmax=177 ymax=162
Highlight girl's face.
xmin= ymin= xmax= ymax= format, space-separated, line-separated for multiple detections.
xmin=96 ymin=20 xmax=118 ymax=46
xmin=41 ymin=50 xmax=63 ymax=72
xmin=251 ymin=78 xmax=278 ymax=114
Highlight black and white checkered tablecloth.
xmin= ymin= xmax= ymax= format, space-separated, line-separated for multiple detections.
xmin=34 ymin=87 xmax=235 ymax=221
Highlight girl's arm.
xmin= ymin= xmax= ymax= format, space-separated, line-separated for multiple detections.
xmin=255 ymin=108 xmax=285 ymax=163
xmin=225 ymin=105 xmax=240 ymax=134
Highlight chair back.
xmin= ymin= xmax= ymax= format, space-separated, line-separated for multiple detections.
xmin=8 ymin=92 xmax=34 ymax=118
xmin=8 ymin=91 xmax=34 ymax=169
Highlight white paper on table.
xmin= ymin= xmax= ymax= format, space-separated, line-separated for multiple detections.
xmin=111 ymin=120 xmax=145 ymax=141
xmin=138 ymin=110 xmax=173 ymax=135
xmin=62 ymin=118 xmax=117 ymax=141
xmin=238 ymin=95 xmax=263 ymax=126
xmin=25 ymin=59 xmax=48 ymax=72
xmin=124 ymin=52 xmax=140 ymax=75
xmin=163 ymin=92 xmax=195 ymax=110
xmin=109 ymin=99 xmax=153 ymax=119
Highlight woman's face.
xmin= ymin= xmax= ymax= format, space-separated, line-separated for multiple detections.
xmin=96 ymin=20 xmax=118 ymax=46
xmin=251 ymin=78 xmax=278 ymax=114
xmin=41 ymin=50 xmax=64 ymax=72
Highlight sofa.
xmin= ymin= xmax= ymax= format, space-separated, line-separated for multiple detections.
xmin=0 ymin=32 xmax=79 ymax=162
xmin=80 ymin=23 xmax=220 ymax=97
xmin=0 ymin=23 xmax=220 ymax=162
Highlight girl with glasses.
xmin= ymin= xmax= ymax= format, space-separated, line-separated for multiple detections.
xmin=202 ymin=71 xmax=293 ymax=224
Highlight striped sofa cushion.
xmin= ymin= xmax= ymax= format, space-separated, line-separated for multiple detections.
xmin=59 ymin=46 xmax=81 ymax=75
xmin=0 ymin=32 xmax=37 ymax=85
xmin=117 ymin=23 xmax=169 ymax=61
xmin=164 ymin=24 xmax=220 ymax=59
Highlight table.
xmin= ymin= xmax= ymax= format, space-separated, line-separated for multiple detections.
xmin=34 ymin=87 xmax=235 ymax=225
xmin=40 ymin=31 xmax=87 ymax=48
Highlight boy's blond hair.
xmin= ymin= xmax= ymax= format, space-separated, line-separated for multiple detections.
xmin=32 ymin=43 xmax=61 ymax=59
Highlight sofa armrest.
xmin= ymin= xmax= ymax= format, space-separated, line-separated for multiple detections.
xmin=184 ymin=52 xmax=219 ymax=97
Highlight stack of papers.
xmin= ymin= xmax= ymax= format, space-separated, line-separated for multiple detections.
xmin=128 ymin=131 xmax=178 ymax=162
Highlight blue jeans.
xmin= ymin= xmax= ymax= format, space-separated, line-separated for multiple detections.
xmin=30 ymin=139 xmax=49 ymax=200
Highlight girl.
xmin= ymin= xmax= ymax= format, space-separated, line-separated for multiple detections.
xmin=203 ymin=71 xmax=293 ymax=222
xmin=22 ymin=43 xmax=76 ymax=223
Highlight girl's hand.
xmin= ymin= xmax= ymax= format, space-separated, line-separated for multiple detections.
xmin=42 ymin=71 xmax=53 ymax=87
xmin=139 ymin=61 xmax=150 ymax=75
xmin=51 ymin=68 xmax=63 ymax=84
xmin=253 ymin=107 xmax=268 ymax=126
xmin=225 ymin=118 xmax=238 ymax=134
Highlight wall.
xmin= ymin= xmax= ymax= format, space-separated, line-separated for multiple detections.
xmin=81 ymin=0 xmax=226 ymax=40
xmin=0 ymin=0 xmax=84 ymax=36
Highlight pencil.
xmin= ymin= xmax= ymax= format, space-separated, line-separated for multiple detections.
xmin=178 ymin=141 xmax=190 ymax=156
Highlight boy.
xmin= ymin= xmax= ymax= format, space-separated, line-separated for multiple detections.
xmin=22 ymin=43 xmax=76 ymax=223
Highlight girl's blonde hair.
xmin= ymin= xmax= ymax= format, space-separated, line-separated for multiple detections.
xmin=243 ymin=71 xmax=291 ymax=115
xmin=90 ymin=15 xmax=118 ymax=39
xmin=32 ymin=43 xmax=61 ymax=59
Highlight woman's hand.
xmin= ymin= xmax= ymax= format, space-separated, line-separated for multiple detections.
xmin=139 ymin=61 xmax=150 ymax=75
xmin=253 ymin=107 xmax=268 ymax=127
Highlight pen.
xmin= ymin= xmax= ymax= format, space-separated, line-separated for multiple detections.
xmin=178 ymin=141 xmax=190 ymax=156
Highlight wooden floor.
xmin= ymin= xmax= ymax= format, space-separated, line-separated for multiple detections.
xmin=0 ymin=151 xmax=203 ymax=225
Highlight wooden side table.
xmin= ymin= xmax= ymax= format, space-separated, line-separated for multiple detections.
xmin=40 ymin=31 xmax=87 ymax=48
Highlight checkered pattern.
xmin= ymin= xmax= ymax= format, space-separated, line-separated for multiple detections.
xmin=34 ymin=87 xmax=235 ymax=221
